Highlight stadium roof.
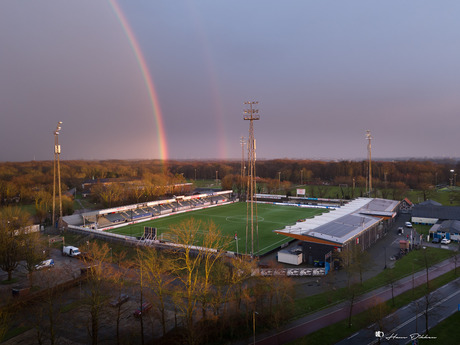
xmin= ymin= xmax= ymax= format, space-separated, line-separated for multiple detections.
xmin=275 ymin=197 xmax=400 ymax=246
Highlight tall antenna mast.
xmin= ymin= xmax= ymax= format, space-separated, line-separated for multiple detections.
xmin=366 ymin=130 xmax=372 ymax=197
xmin=244 ymin=101 xmax=259 ymax=257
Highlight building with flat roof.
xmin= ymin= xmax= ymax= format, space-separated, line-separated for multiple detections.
xmin=411 ymin=202 xmax=460 ymax=225
xmin=275 ymin=198 xmax=400 ymax=266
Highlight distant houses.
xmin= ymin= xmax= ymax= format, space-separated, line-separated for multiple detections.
xmin=410 ymin=199 xmax=460 ymax=242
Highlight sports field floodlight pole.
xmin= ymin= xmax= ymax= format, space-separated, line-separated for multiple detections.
xmin=52 ymin=121 xmax=63 ymax=228
xmin=240 ymin=136 xmax=245 ymax=195
xmin=244 ymin=101 xmax=259 ymax=257
xmin=366 ymin=130 xmax=372 ymax=197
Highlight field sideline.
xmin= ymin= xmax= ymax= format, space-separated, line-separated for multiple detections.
xmin=108 ymin=202 xmax=327 ymax=255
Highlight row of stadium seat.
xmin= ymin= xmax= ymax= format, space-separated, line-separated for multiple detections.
xmin=94 ymin=195 xmax=229 ymax=228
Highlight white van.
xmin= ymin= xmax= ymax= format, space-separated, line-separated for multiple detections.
xmin=62 ymin=246 xmax=81 ymax=257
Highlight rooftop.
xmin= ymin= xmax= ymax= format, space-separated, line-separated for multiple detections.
xmin=276 ymin=197 xmax=400 ymax=245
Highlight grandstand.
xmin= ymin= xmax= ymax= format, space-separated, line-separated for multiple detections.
xmin=63 ymin=190 xmax=234 ymax=230
xmin=275 ymin=197 xmax=400 ymax=267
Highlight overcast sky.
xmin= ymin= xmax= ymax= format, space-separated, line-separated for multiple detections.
xmin=1 ymin=1 xmax=460 ymax=162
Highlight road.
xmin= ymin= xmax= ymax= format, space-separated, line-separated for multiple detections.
xmin=251 ymin=257 xmax=460 ymax=345
xmin=337 ymin=277 xmax=460 ymax=345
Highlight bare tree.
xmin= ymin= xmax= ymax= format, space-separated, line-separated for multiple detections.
xmin=450 ymin=252 xmax=460 ymax=276
xmin=367 ymin=297 xmax=398 ymax=344
xmin=168 ymin=218 xmax=231 ymax=345
xmin=227 ymin=256 xmax=256 ymax=312
xmin=32 ymin=267 xmax=66 ymax=345
xmin=141 ymin=246 xmax=174 ymax=337
xmin=344 ymin=281 xmax=361 ymax=328
xmin=22 ymin=231 xmax=48 ymax=287
xmin=420 ymin=291 xmax=442 ymax=336
xmin=81 ymin=241 xmax=112 ymax=345
xmin=352 ymin=244 xmax=373 ymax=285
xmin=198 ymin=221 xmax=230 ymax=320
xmin=110 ymin=250 xmax=132 ymax=345
xmin=0 ymin=207 xmax=30 ymax=280
xmin=336 ymin=245 xmax=356 ymax=287
xmin=383 ymin=268 xmax=398 ymax=306
xmin=168 ymin=219 xmax=206 ymax=345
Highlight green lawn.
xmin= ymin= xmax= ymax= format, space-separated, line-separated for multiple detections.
xmin=404 ymin=188 xmax=460 ymax=206
xmin=419 ymin=310 xmax=460 ymax=345
xmin=289 ymin=268 xmax=460 ymax=345
xmin=108 ymin=202 xmax=326 ymax=255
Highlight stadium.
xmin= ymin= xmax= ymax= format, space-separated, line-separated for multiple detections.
xmin=62 ymin=191 xmax=328 ymax=256
xmin=62 ymin=190 xmax=400 ymax=271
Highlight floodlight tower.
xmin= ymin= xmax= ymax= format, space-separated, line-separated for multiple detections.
xmin=366 ymin=130 xmax=373 ymax=197
xmin=240 ymin=136 xmax=245 ymax=194
xmin=52 ymin=121 xmax=63 ymax=228
xmin=244 ymin=101 xmax=259 ymax=257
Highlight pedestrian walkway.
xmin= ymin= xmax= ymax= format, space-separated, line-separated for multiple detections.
xmin=251 ymin=255 xmax=459 ymax=345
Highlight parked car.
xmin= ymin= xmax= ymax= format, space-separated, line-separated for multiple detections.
xmin=441 ymin=238 xmax=451 ymax=244
xmin=397 ymin=227 xmax=404 ymax=235
xmin=109 ymin=294 xmax=129 ymax=307
xmin=432 ymin=237 xmax=441 ymax=243
xmin=405 ymin=222 xmax=412 ymax=228
xmin=133 ymin=302 xmax=152 ymax=318
xmin=35 ymin=259 xmax=55 ymax=270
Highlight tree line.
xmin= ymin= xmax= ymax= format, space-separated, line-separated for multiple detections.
xmin=0 ymin=159 xmax=459 ymax=222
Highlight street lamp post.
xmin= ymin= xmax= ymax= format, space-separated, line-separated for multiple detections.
xmin=253 ymin=311 xmax=258 ymax=345
xmin=384 ymin=246 xmax=387 ymax=269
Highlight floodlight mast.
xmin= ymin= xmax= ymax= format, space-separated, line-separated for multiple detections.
xmin=366 ymin=130 xmax=373 ymax=197
xmin=52 ymin=121 xmax=63 ymax=228
xmin=240 ymin=136 xmax=245 ymax=195
xmin=244 ymin=101 xmax=259 ymax=257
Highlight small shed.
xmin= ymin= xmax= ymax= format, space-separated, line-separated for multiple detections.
xmin=278 ymin=248 xmax=303 ymax=266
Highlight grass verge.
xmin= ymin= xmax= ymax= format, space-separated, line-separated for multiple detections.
xmin=292 ymin=247 xmax=454 ymax=318
xmin=418 ymin=311 xmax=460 ymax=345
xmin=288 ymin=269 xmax=459 ymax=345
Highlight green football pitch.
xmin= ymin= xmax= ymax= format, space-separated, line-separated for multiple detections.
xmin=108 ymin=202 xmax=326 ymax=255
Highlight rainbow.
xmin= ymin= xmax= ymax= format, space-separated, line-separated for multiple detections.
xmin=108 ymin=0 xmax=168 ymax=161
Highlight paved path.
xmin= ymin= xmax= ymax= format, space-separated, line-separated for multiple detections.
xmin=251 ymin=256 xmax=459 ymax=345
